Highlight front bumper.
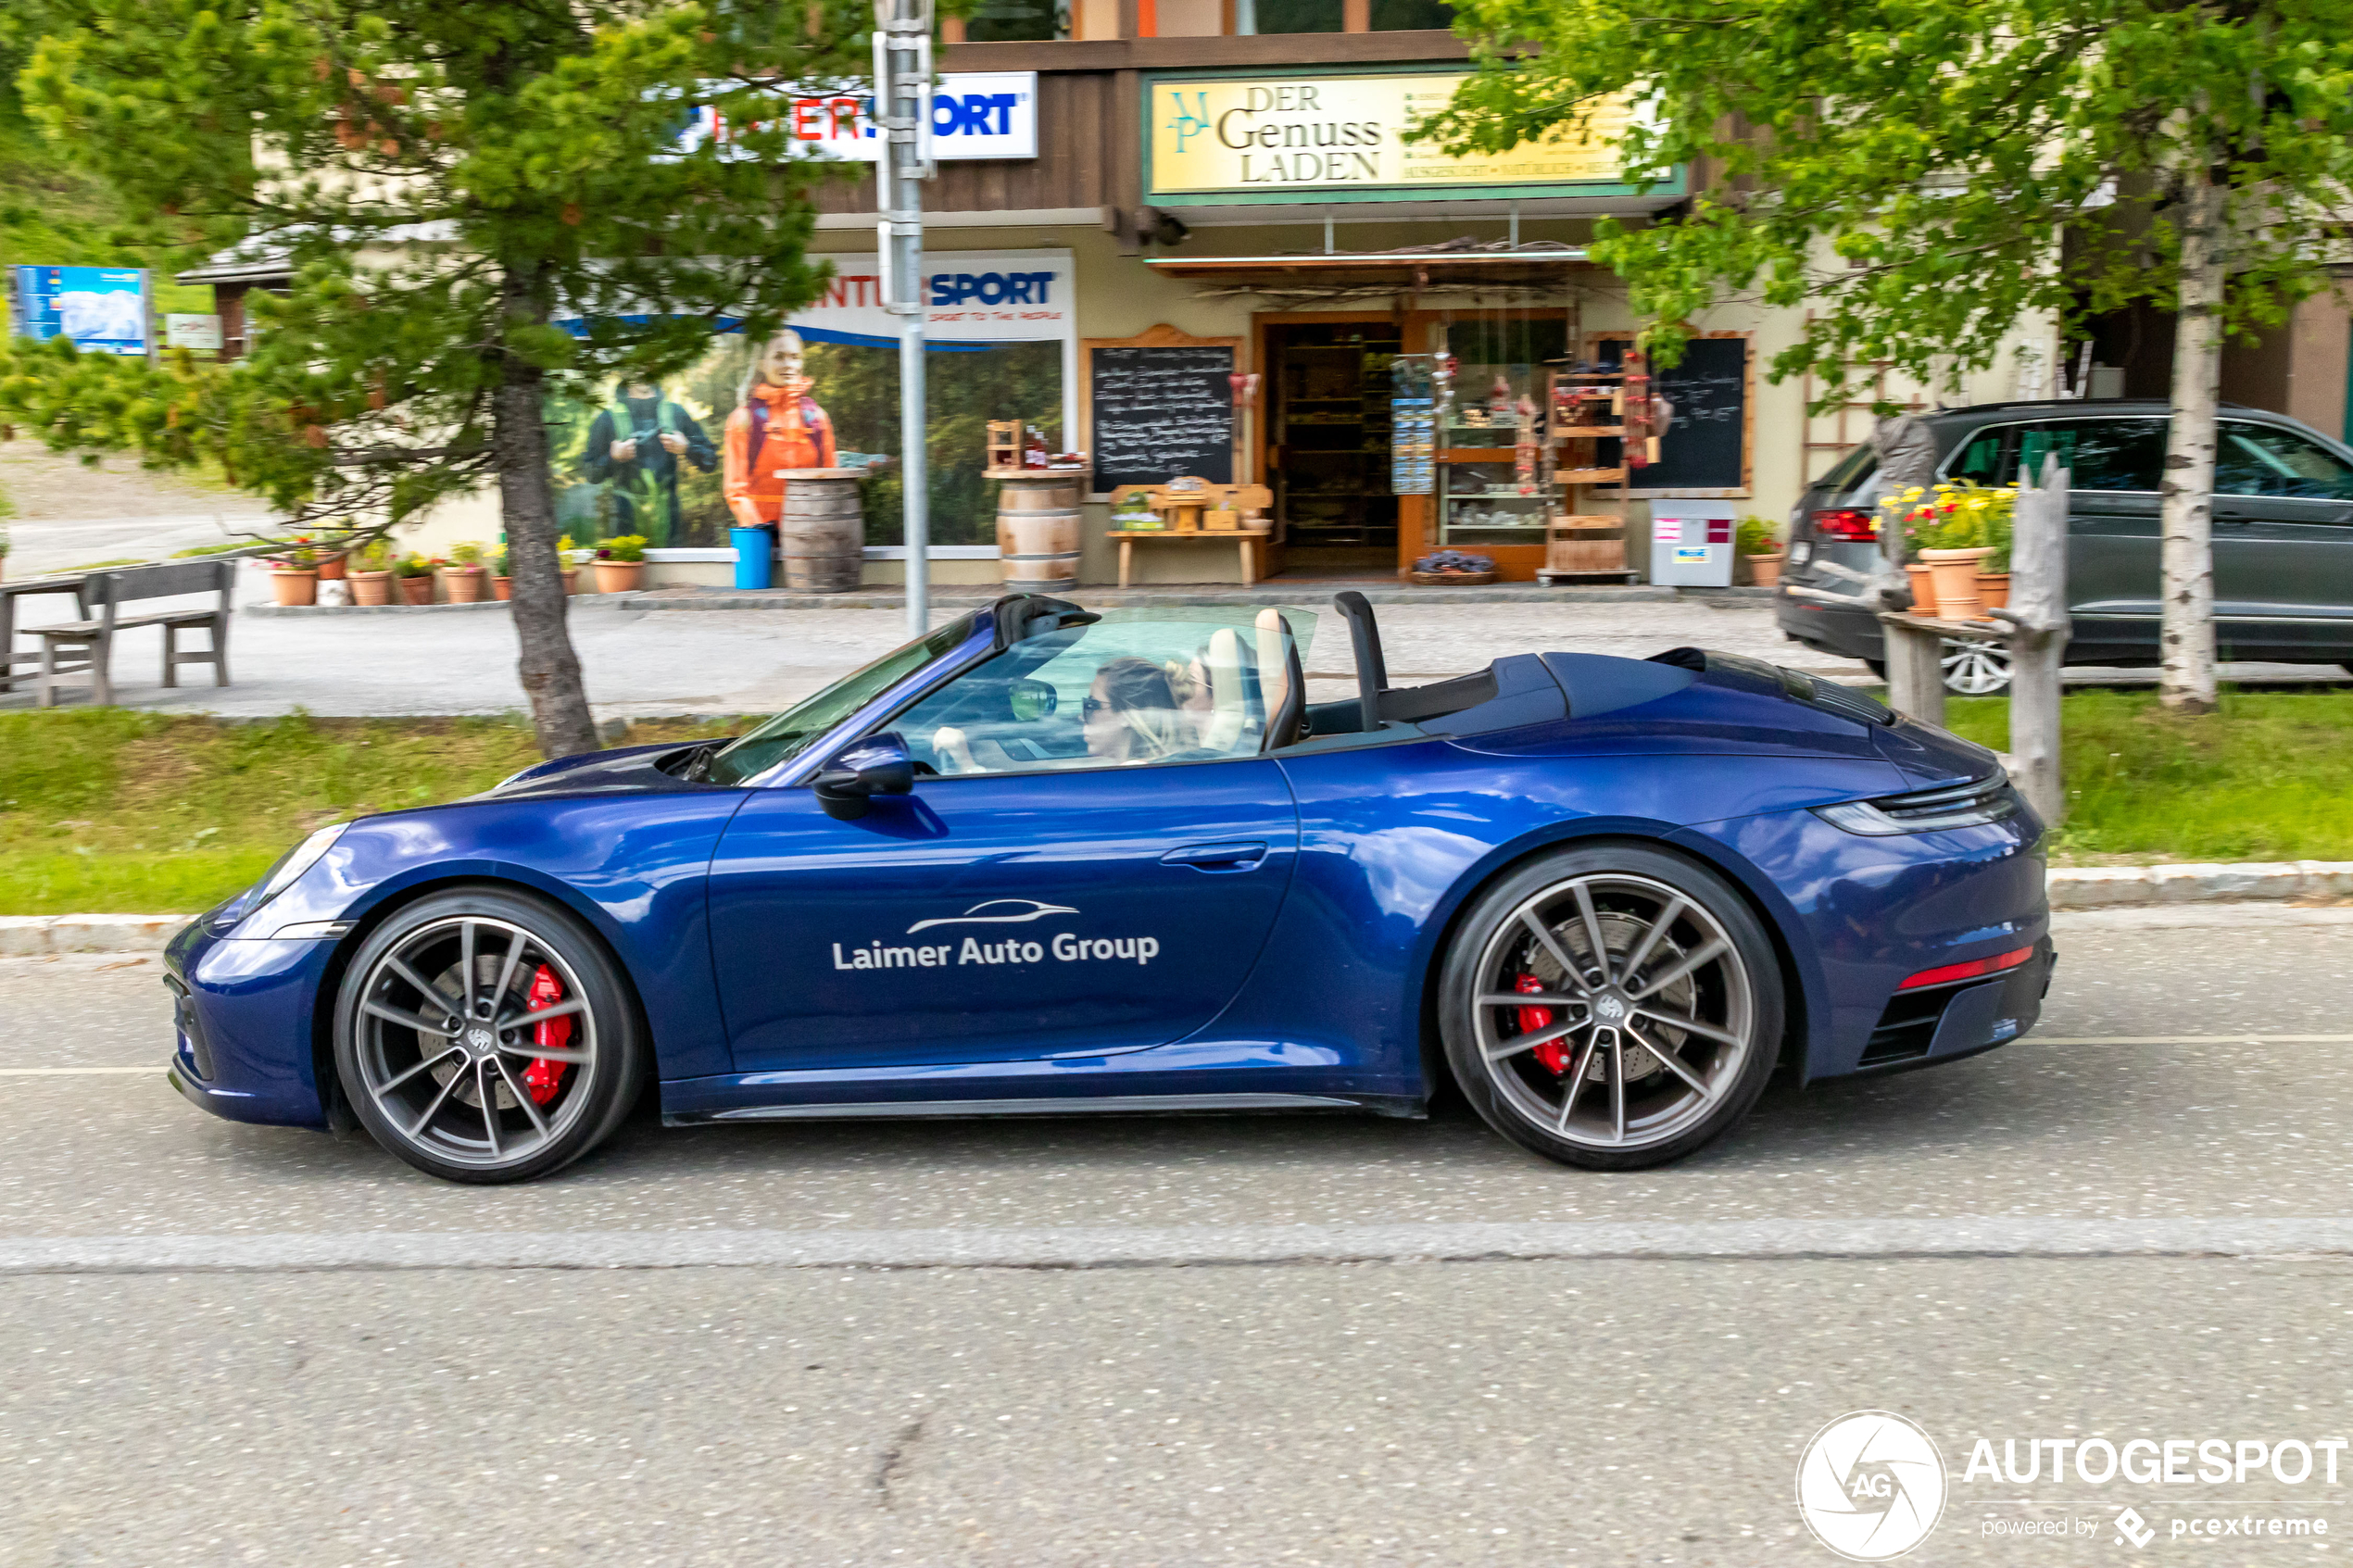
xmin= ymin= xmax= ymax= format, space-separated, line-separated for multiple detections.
xmin=164 ymin=914 xmax=340 ymax=1129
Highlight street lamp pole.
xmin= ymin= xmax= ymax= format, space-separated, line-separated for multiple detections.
xmin=874 ymin=0 xmax=934 ymax=636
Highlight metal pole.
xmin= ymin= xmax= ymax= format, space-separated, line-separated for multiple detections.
xmin=875 ymin=0 xmax=934 ymax=634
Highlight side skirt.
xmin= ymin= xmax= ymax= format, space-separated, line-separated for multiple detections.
xmin=664 ymin=1092 xmax=1425 ymax=1126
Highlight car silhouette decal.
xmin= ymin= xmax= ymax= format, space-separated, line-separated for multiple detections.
xmin=906 ymin=898 xmax=1081 ymax=935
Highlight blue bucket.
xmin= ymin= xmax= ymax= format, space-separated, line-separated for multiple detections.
xmin=731 ymin=526 xmax=774 ymax=591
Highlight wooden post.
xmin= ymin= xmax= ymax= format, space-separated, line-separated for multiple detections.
xmin=1994 ymin=456 xmax=2070 ymax=825
xmin=1882 ymin=621 xmax=1946 ymax=728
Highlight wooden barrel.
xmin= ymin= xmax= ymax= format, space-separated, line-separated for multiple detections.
xmin=776 ymin=469 xmax=864 ymax=594
xmin=996 ymin=475 xmax=1082 ymax=593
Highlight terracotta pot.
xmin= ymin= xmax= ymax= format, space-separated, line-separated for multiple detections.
xmin=271 ymin=569 xmax=319 ymax=608
xmin=492 ymin=575 xmax=513 ymax=601
xmin=1903 ymin=563 xmax=1938 ymax=617
xmin=348 ymin=570 xmax=392 ymax=607
xmin=1975 ymin=572 xmax=2010 ymax=613
xmin=316 ymin=553 xmax=347 ymax=582
xmin=398 ymin=573 xmax=434 ymax=606
xmin=1747 ymin=551 xmax=1784 ymax=588
xmin=442 ymin=566 xmax=486 ymax=604
xmin=561 ymin=568 xmax=580 ymax=595
xmin=1920 ymin=546 xmax=1992 ymax=620
xmin=594 ymin=559 xmax=645 ymax=593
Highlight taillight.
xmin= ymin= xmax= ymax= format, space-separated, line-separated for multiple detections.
xmin=1810 ymin=508 xmax=1878 ymax=542
xmin=1897 ymin=946 xmax=2035 ymax=991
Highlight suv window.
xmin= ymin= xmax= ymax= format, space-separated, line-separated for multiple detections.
xmin=1944 ymin=427 xmax=2010 ymax=485
xmin=2016 ymin=419 xmax=2167 ymax=493
xmin=2215 ymin=422 xmax=2353 ymax=500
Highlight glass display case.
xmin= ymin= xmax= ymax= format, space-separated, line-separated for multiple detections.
xmin=1437 ymin=459 xmax=1547 ymax=546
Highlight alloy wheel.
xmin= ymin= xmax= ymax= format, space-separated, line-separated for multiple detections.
xmin=1468 ymin=872 xmax=1757 ymax=1152
xmin=348 ymin=915 xmax=599 ymax=1171
xmin=1941 ymin=638 xmax=2011 ymax=696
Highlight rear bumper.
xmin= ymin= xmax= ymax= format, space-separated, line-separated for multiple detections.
xmin=1845 ymin=938 xmax=2056 ymax=1075
xmin=1774 ymin=583 xmax=1886 ymax=661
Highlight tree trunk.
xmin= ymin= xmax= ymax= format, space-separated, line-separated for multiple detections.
xmin=2158 ymin=160 xmax=2224 ymax=716
xmin=493 ymin=270 xmax=600 ymax=759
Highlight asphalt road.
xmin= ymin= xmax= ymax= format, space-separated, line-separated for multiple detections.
xmin=5 ymin=904 xmax=2353 ymax=1565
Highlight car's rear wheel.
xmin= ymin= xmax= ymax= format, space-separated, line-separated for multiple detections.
xmin=1439 ymin=845 xmax=1783 ymax=1171
xmin=334 ymin=888 xmax=645 ymax=1184
xmin=1942 ymin=639 xmax=2011 ymax=695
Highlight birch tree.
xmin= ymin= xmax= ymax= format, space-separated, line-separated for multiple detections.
xmin=1427 ymin=0 xmax=2353 ymax=713
xmin=2 ymin=0 xmax=863 ymax=755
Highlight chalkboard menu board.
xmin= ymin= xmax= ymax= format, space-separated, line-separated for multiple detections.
xmin=1088 ymin=344 xmax=1235 ymax=494
xmin=1596 ymin=335 xmax=1751 ymax=495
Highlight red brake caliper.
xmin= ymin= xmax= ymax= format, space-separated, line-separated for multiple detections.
xmin=1516 ymin=972 xmax=1576 ymax=1075
xmin=522 ymin=964 xmax=572 ymax=1106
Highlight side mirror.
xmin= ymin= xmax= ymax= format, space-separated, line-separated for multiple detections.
xmin=812 ymin=731 xmax=915 ymax=821
xmin=1008 ymin=677 xmax=1058 ymax=721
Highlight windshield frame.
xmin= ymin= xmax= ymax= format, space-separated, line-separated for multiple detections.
xmin=711 ymin=611 xmax=993 ymax=788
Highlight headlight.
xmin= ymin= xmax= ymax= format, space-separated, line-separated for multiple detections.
xmin=1814 ymin=775 xmax=2019 ymax=835
xmin=250 ymin=822 xmax=349 ymax=909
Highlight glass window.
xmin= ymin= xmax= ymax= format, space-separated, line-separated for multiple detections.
xmin=2214 ymin=422 xmax=2353 ymax=500
xmin=705 ymin=613 xmax=980 ymax=785
xmin=1369 ymin=0 xmax=1453 ymax=25
xmin=963 ymin=0 xmax=1068 ymax=40
xmin=892 ymin=608 xmax=1316 ymax=777
xmin=1238 ymin=0 xmax=1343 ymax=31
xmin=1943 ymin=427 xmax=2010 ymax=486
xmin=1817 ymin=444 xmax=1878 ymax=494
xmin=2016 ymin=418 xmax=2166 ymax=493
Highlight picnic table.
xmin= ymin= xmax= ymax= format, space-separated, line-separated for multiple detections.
xmin=4 ymin=560 xmax=234 ymax=706
xmin=0 ymin=574 xmax=92 ymax=696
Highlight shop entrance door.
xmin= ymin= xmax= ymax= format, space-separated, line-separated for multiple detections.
xmin=1260 ymin=315 xmax=1403 ymax=575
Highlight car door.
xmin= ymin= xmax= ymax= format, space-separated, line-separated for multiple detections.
xmin=2208 ymin=420 xmax=2353 ymax=658
xmin=705 ymin=610 xmax=1308 ymax=1073
xmin=2014 ymin=416 xmax=2170 ymax=661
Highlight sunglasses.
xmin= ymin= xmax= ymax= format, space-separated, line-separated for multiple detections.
xmin=1082 ymin=696 xmax=1108 ymax=719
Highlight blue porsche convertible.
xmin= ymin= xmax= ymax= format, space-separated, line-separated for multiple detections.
xmin=167 ymin=592 xmax=2052 ymax=1183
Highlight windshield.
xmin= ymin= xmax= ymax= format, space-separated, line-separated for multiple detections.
xmin=705 ymin=611 xmax=980 ymax=785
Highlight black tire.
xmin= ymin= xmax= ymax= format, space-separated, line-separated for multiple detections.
xmin=1438 ymin=843 xmax=1784 ymax=1171
xmin=334 ymin=886 xmax=647 ymax=1184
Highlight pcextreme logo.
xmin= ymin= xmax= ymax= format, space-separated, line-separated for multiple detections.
xmin=1796 ymin=1411 xmax=1948 ymax=1562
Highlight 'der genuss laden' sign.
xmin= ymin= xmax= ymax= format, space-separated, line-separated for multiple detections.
xmin=1143 ymin=70 xmax=1655 ymax=203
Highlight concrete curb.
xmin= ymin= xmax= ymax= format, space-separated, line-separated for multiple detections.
xmin=6 ymin=860 xmax=2346 ymax=953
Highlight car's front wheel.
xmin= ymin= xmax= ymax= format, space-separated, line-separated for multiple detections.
xmin=334 ymin=888 xmax=645 ymax=1184
xmin=1439 ymin=845 xmax=1784 ymax=1171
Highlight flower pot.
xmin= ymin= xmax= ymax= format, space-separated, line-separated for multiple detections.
xmin=1747 ymin=551 xmax=1784 ymax=588
xmin=1920 ymin=546 xmax=1993 ymax=620
xmin=560 ymin=568 xmax=579 ymax=596
xmin=398 ymin=574 xmax=434 ymax=606
xmin=442 ymin=566 xmax=486 ymax=604
xmin=271 ymin=568 xmax=319 ymax=607
xmin=316 ymin=553 xmax=347 ymax=582
xmin=492 ymin=575 xmax=513 ymax=601
xmin=348 ymin=570 xmax=392 ymax=607
xmin=1975 ymin=572 xmax=2010 ymax=614
xmin=594 ymin=559 xmax=645 ymax=593
xmin=1903 ymin=563 xmax=1938 ymax=617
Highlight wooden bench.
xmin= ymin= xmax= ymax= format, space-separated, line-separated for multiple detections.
xmin=1107 ymin=529 xmax=1275 ymax=589
xmin=29 ymin=560 xmax=234 ymax=708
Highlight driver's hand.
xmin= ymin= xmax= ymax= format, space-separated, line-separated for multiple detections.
xmin=610 ymin=438 xmax=638 ymax=461
xmin=933 ymin=725 xmax=977 ymax=773
xmin=658 ymin=431 xmax=687 ymax=455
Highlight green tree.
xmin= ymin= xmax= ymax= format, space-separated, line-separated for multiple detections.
xmin=1426 ymin=0 xmax=2353 ymax=713
xmin=2 ymin=0 xmax=866 ymax=754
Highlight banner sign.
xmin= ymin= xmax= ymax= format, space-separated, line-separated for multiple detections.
xmin=1145 ymin=71 xmax=1641 ymax=200
xmin=9 ymin=266 xmax=149 ymax=357
xmin=791 ymin=249 xmax=1074 ymax=347
xmin=682 ymin=71 xmax=1038 ymax=163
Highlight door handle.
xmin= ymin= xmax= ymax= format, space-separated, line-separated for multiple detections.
xmin=1161 ymin=841 xmax=1268 ymax=872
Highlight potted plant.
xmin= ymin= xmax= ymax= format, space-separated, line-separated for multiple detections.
xmin=347 ymin=540 xmax=394 ymax=605
xmin=557 ymin=534 xmax=584 ymax=594
xmin=1736 ymin=515 xmax=1785 ymax=587
xmin=314 ymin=530 xmax=351 ymax=581
xmin=489 ymin=544 xmax=512 ymax=600
xmin=394 ymin=551 xmax=436 ymax=606
xmin=1902 ymin=481 xmax=2017 ymax=621
xmin=593 ymin=533 xmax=648 ymax=593
xmin=270 ymin=541 xmax=320 ymax=607
xmin=442 ymin=540 xmax=488 ymax=603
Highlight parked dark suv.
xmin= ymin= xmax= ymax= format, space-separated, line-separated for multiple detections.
xmin=1775 ymin=399 xmax=2353 ymax=692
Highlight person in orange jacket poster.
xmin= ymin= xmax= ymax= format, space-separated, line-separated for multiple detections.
xmin=722 ymin=330 xmax=838 ymax=529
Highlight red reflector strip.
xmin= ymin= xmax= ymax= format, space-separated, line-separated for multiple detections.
xmin=1897 ymin=946 xmax=2035 ymax=991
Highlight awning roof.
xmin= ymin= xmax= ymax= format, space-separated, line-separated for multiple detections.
xmin=1142 ymin=247 xmax=1597 ymax=292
